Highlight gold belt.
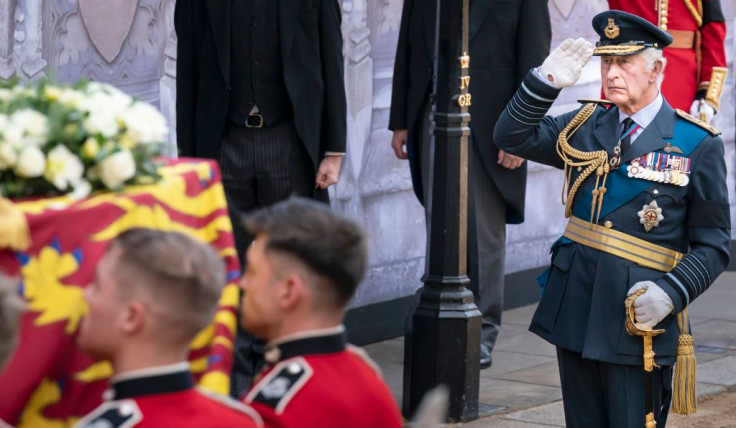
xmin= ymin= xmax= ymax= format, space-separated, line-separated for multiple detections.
xmin=668 ymin=30 xmax=696 ymax=50
xmin=563 ymin=216 xmax=685 ymax=272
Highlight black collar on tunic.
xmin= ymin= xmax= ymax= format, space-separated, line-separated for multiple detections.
xmin=269 ymin=331 xmax=347 ymax=363
xmin=110 ymin=369 xmax=193 ymax=400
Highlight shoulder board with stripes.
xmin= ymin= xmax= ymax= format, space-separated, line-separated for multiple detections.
xmin=675 ymin=109 xmax=720 ymax=136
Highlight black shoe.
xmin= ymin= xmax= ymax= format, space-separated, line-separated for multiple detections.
xmin=480 ymin=344 xmax=492 ymax=369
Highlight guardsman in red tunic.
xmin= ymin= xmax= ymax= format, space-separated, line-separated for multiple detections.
xmin=237 ymin=199 xmax=403 ymax=428
xmin=74 ymin=364 xmax=263 ymax=428
xmin=73 ymin=229 xmax=261 ymax=428
xmin=608 ymin=0 xmax=727 ymax=123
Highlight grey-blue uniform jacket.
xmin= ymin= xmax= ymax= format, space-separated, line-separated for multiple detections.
xmin=493 ymin=71 xmax=731 ymax=366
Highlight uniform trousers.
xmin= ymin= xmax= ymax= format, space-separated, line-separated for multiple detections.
xmin=557 ymin=347 xmax=672 ymax=428
xmin=219 ymin=120 xmax=314 ymax=396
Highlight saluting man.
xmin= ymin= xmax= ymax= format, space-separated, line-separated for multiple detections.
xmin=493 ymin=11 xmax=730 ymax=427
xmin=608 ymin=1 xmax=728 ymax=123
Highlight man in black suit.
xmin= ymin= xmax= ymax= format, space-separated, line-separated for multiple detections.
xmin=174 ymin=0 xmax=346 ymax=395
xmin=389 ymin=0 xmax=550 ymax=368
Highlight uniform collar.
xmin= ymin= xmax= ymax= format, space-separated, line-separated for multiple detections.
xmin=105 ymin=362 xmax=193 ymax=400
xmin=264 ymin=325 xmax=347 ymax=364
xmin=618 ymin=92 xmax=663 ymax=129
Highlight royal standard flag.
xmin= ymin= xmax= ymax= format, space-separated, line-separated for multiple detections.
xmin=0 ymin=159 xmax=239 ymax=427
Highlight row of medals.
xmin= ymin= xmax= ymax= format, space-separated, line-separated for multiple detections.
xmin=626 ymin=157 xmax=690 ymax=186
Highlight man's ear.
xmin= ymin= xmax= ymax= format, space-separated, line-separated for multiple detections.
xmin=650 ymin=60 xmax=664 ymax=83
xmin=120 ymin=300 xmax=146 ymax=335
xmin=279 ymin=274 xmax=308 ymax=310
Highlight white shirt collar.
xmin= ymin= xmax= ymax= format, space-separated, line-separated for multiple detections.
xmin=618 ymin=92 xmax=663 ymax=129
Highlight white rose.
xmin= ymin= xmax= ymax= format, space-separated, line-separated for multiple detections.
xmin=120 ymin=101 xmax=168 ymax=146
xmin=44 ymin=145 xmax=85 ymax=191
xmin=0 ymin=143 xmax=16 ymax=170
xmin=68 ymin=179 xmax=92 ymax=200
xmin=98 ymin=149 xmax=136 ymax=189
xmin=2 ymin=126 xmax=24 ymax=149
xmin=57 ymin=88 xmax=86 ymax=109
xmin=15 ymin=146 xmax=46 ymax=178
xmin=11 ymin=109 xmax=49 ymax=146
xmin=81 ymin=94 xmax=121 ymax=138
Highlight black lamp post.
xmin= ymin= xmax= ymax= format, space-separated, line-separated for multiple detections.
xmin=402 ymin=0 xmax=481 ymax=422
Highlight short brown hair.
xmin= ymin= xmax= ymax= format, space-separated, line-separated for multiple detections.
xmin=0 ymin=275 xmax=24 ymax=368
xmin=108 ymin=228 xmax=224 ymax=344
xmin=244 ymin=198 xmax=367 ymax=307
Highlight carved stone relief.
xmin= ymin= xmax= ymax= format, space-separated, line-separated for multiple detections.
xmin=78 ymin=0 xmax=137 ymax=63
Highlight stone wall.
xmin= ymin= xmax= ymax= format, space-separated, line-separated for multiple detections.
xmin=3 ymin=0 xmax=735 ymax=308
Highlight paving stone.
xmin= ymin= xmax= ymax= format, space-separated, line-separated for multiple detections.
xmin=696 ymin=382 xmax=727 ymax=400
xmin=697 ymin=355 xmax=736 ymax=386
xmin=503 ymin=400 xmax=566 ymax=427
xmin=482 ymin=351 xmax=556 ymax=379
xmin=457 ymin=417 xmax=561 ymax=427
xmin=364 ymin=336 xmax=405 ymax=365
xmin=691 ymin=320 xmax=736 ymax=351
xmin=493 ymin=361 xmax=561 ymax=387
xmin=478 ymin=378 xmax=561 ymax=410
xmin=493 ymin=331 xmax=557 ymax=358
xmin=496 ymin=323 xmax=529 ymax=340
xmin=687 ymin=290 xmax=736 ymax=322
xmin=502 ymin=304 xmax=538 ymax=327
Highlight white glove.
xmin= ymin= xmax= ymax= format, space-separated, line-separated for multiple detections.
xmin=627 ymin=281 xmax=674 ymax=330
xmin=539 ymin=38 xmax=594 ymax=89
xmin=689 ymin=99 xmax=716 ymax=124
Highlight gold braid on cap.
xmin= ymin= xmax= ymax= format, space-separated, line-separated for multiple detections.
xmin=556 ymin=103 xmax=610 ymax=226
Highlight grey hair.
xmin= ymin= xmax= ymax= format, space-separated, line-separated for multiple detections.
xmin=639 ymin=48 xmax=667 ymax=89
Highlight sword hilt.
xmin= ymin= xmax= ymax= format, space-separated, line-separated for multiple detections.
xmin=625 ymin=289 xmax=665 ymax=371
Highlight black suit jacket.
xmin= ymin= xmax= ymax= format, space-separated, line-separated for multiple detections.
xmin=174 ymin=0 xmax=346 ymax=168
xmin=389 ymin=0 xmax=550 ymax=223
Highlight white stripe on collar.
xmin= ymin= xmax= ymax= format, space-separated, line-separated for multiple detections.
xmin=266 ymin=325 xmax=345 ymax=349
xmin=111 ymin=361 xmax=190 ymax=384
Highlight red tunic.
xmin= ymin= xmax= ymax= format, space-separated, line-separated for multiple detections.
xmin=73 ymin=367 xmax=262 ymax=428
xmin=242 ymin=330 xmax=402 ymax=428
xmin=607 ymin=0 xmax=727 ymax=110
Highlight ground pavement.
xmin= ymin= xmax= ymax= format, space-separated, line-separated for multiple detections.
xmin=364 ymin=271 xmax=736 ymax=427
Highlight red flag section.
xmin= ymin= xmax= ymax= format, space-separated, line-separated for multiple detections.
xmin=0 ymin=159 xmax=239 ymax=427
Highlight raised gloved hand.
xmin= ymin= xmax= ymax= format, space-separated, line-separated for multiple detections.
xmin=627 ymin=281 xmax=674 ymax=330
xmin=539 ymin=38 xmax=594 ymax=89
xmin=689 ymin=99 xmax=716 ymax=124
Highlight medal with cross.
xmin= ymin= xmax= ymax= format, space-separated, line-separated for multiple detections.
xmin=638 ymin=200 xmax=663 ymax=232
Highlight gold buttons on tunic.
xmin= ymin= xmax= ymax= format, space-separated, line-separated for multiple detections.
xmin=653 ymin=189 xmax=659 ymax=195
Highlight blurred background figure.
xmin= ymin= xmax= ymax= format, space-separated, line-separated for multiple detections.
xmin=0 ymin=275 xmax=24 ymax=371
xmin=607 ymin=0 xmax=727 ymax=123
xmin=389 ymin=0 xmax=551 ymax=369
xmin=238 ymin=198 xmax=402 ymax=428
xmin=74 ymin=229 xmax=261 ymax=428
xmin=174 ymin=0 xmax=347 ymax=395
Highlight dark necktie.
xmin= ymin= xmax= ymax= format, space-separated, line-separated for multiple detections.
xmin=620 ymin=117 xmax=636 ymax=155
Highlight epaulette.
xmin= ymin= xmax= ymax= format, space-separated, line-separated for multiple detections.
xmin=347 ymin=344 xmax=384 ymax=378
xmin=244 ymin=357 xmax=313 ymax=415
xmin=577 ymin=98 xmax=612 ymax=106
xmin=675 ymin=109 xmax=721 ymax=136
xmin=197 ymin=387 xmax=264 ymax=427
xmin=73 ymin=400 xmax=142 ymax=428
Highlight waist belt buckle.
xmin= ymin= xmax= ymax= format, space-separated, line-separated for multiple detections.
xmin=245 ymin=113 xmax=264 ymax=128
